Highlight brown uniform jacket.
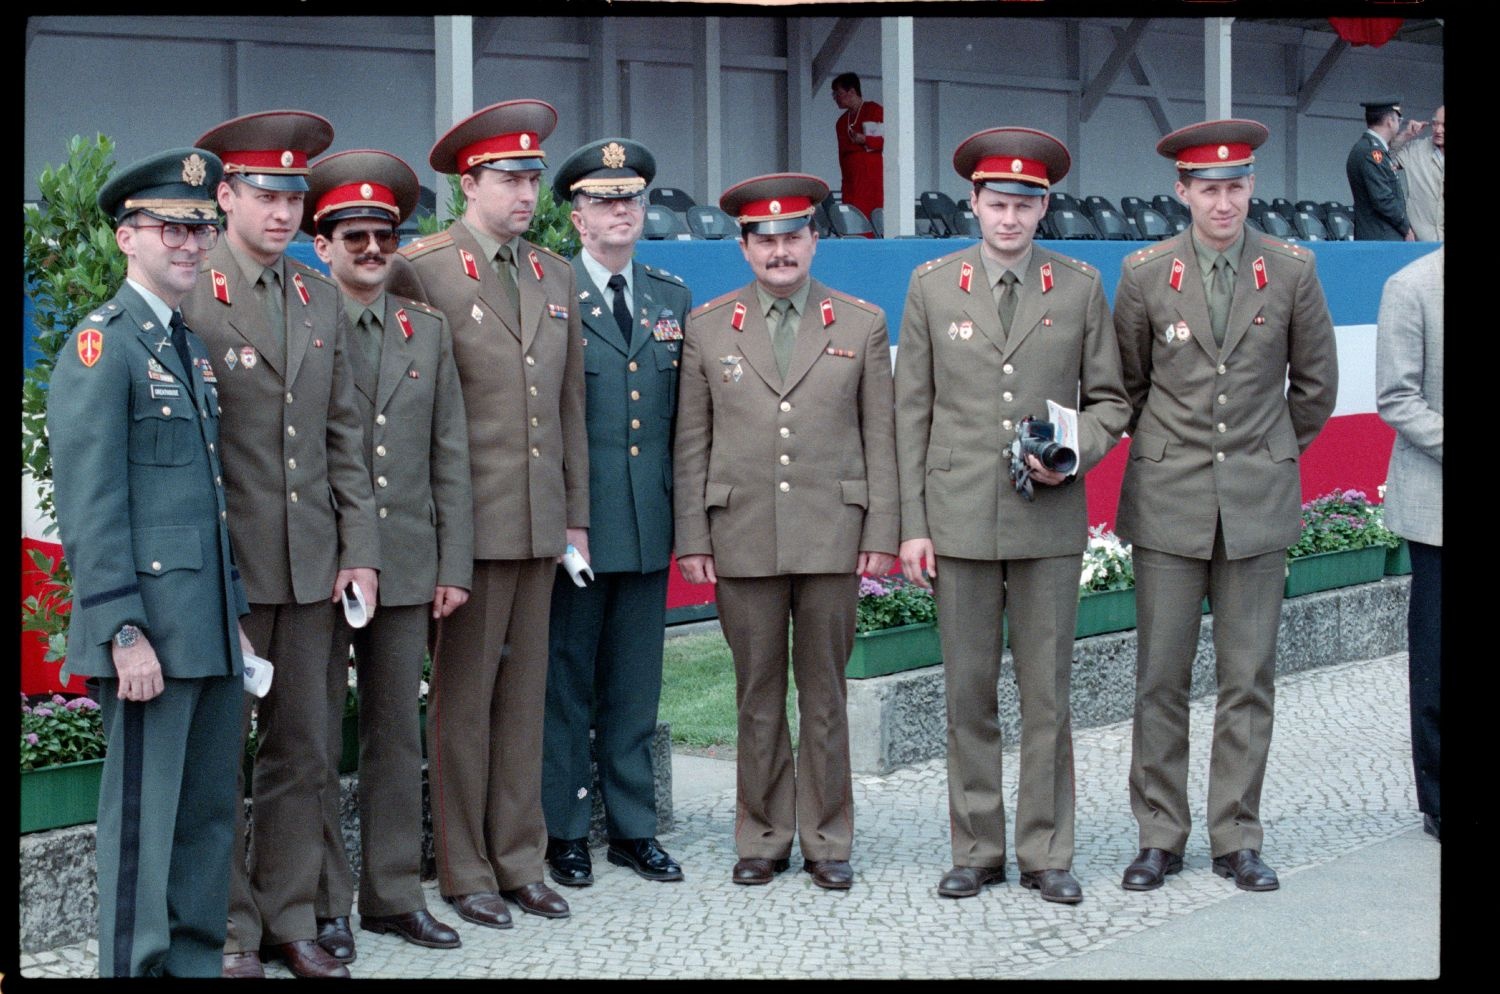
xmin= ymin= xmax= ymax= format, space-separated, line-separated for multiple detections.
xmin=895 ymin=243 xmax=1129 ymax=560
xmin=181 ymin=240 xmax=379 ymax=605
xmin=1113 ymin=230 xmax=1339 ymax=560
xmin=673 ymin=278 xmax=899 ymax=576
xmin=344 ymin=295 xmax=473 ymax=605
xmin=388 ymin=224 xmax=588 ymax=559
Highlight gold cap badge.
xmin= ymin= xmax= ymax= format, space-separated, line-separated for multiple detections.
xmin=602 ymin=142 xmax=627 ymax=169
xmin=520 ymin=134 xmax=532 ymax=150
xmin=1011 ymin=158 xmax=1023 ymax=172
xmin=182 ymin=153 xmax=208 ymax=187
xmin=1217 ymin=145 xmax=1229 ymax=160
xmin=280 ymin=150 xmax=294 ymax=167
xmin=359 ymin=183 xmax=374 ymax=198
xmin=769 ymin=199 xmax=782 ymax=214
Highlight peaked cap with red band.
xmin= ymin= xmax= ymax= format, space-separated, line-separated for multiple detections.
xmin=301 ymin=149 xmax=420 ymax=236
xmin=719 ymin=173 xmax=829 ymax=236
xmin=196 ymin=110 xmax=334 ymax=193
xmin=1156 ymin=119 xmax=1268 ymax=180
xmin=953 ymin=127 xmax=1070 ymax=196
xmin=429 ymin=99 xmax=557 ymax=175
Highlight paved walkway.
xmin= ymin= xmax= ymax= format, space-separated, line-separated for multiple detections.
xmin=18 ymin=652 xmax=1438 ymax=979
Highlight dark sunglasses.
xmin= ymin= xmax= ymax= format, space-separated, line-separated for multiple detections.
xmin=338 ymin=228 xmax=400 ymax=253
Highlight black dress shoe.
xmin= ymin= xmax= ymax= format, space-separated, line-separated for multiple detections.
xmin=1020 ymin=868 xmax=1084 ymax=904
xmin=803 ymin=859 xmax=854 ymax=890
xmin=262 ymin=940 xmax=351 ymax=978
xmin=937 ymin=865 xmax=1006 ymax=898
xmin=731 ymin=857 xmax=790 ymax=885
xmin=360 ymin=909 xmax=462 ymax=949
xmin=1211 ymin=849 xmax=1279 ymax=891
xmin=1423 ymin=814 xmax=1441 ymax=842
xmin=444 ymin=892 xmax=513 ymax=929
xmin=607 ymin=837 xmax=684 ymax=882
xmin=1121 ymin=848 xmax=1183 ymax=891
xmin=502 ymin=881 xmax=571 ymax=919
xmin=315 ymin=915 xmax=356 ymax=963
xmin=547 ymin=836 xmax=594 ymax=887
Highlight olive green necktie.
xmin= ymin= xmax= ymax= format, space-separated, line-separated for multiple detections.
xmin=1209 ymin=255 xmax=1232 ymax=348
xmin=356 ymin=308 xmax=382 ymax=371
xmin=495 ymin=244 xmax=520 ymax=324
xmin=771 ymin=297 xmax=796 ymax=381
xmin=997 ymin=270 xmax=1019 ymax=341
xmin=259 ymin=266 xmax=284 ymax=338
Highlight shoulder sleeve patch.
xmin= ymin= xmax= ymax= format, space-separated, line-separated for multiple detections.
xmin=692 ymin=288 xmax=740 ymax=317
xmin=824 ymin=287 xmax=882 ymax=316
xmin=400 ymin=229 xmax=453 ymax=260
xmin=529 ymin=241 xmax=567 ymax=263
xmin=289 ymin=260 xmax=336 ymax=286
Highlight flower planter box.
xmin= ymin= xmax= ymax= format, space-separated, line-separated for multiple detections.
xmin=1075 ymin=587 xmax=1137 ymax=639
xmin=1284 ymin=546 xmax=1387 ymax=598
xmin=846 ymin=622 xmax=942 ymax=679
xmin=21 ymin=758 xmax=103 ymax=834
xmin=1385 ymin=539 xmax=1413 ymax=576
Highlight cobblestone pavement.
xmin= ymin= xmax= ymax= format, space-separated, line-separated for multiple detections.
xmin=18 ymin=652 xmax=1433 ymax=980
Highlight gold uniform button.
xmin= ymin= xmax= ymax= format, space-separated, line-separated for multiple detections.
xmin=290 ymin=491 xmax=298 ymax=503
xmin=628 ymin=361 xmax=638 ymax=372
xmin=285 ymin=392 xmax=294 ymax=404
xmin=1217 ymin=364 xmax=1227 ymax=375
xmin=161 ymin=405 xmax=172 ymax=416
xmin=287 ymin=425 xmax=296 ymax=437
xmin=778 ymin=481 xmax=790 ymax=493
xmin=1217 ymin=394 xmax=1228 ymax=405
xmin=631 ymin=418 xmax=641 ymax=430
xmin=287 ymin=458 xmax=297 ymax=470
xmin=672 ymin=359 xmax=679 ymax=368
xmin=530 ymin=416 xmax=539 ymax=427
xmin=631 ymin=390 xmax=641 ymax=401
xmin=531 ymin=447 xmax=541 ymax=458
xmin=529 ymin=385 xmax=539 ymax=397
xmin=1217 ymin=423 xmax=1227 ymax=433
xmin=526 ymin=355 xmax=536 ymax=366
xmin=779 ymin=401 xmax=792 ymax=412
xmin=1002 ymin=419 xmax=1013 ymax=431
xmin=779 ymin=454 xmax=790 ymax=465
xmin=1002 ymin=391 xmax=1013 ymax=402
xmin=779 ymin=427 xmax=790 ymax=438
xmin=376 ymin=414 xmax=387 ymax=426
xmin=376 ymin=445 xmax=387 ymax=458
xmin=630 ymin=445 xmax=640 ymax=456
xmin=378 ymin=507 xmax=388 ymax=519
xmin=377 ymin=476 xmax=388 ymax=488
xmin=151 ymin=560 xmax=162 ymax=572
xmin=1002 ymin=363 xmax=1015 ymax=375
xmin=1215 ymin=452 xmax=1226 ymax=462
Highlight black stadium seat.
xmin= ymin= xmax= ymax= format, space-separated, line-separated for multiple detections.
xmin=1292 ymin=211 xmax=1328 ymax=242
xmin=643 ymin=206 xmax=691 ymax=240
xmin=828 ymin=203 xmax=874 ymax=238
xmin=918 ymin=191 xmax=961 ymax=238
xmin=685 ymin=205 xmax=737 ymax=240
xmin=1132 ymin=207 xmax=1172 ymax=240
xmin=648 ymin=187 xmax=696 ymax=214
xmin=1090 ymin=207 xmax=1134 ymax=240
xmin=1048 ymin=209 xmax=1099 ymax=240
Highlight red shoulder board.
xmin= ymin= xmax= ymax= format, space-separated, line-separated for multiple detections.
xmin=1040 ymin=262 xmax=1055 ymax=294
xmin=77 ymin=328 xmax=103 ymax=368
xmin=1168 ymin=257 xmax=1185 ymax=293
xmin=211 ymin=269 xmax=231 ymax=305
xmin=396 ymin=308 xmax=414 ymax=340
xmin=958 ymin=261 xmax=974 ymax=294
xmin=1252 ymin=256 xmax=1268 ymax=291
xmin=820 ymin=297 xmax=835 ymax=327
xmin=459 ymin=249 xmax=481 ymax=281
xmin=528 ymin=250 xmax=545 ymax=281
xmin=731 ymin=301 xmax=747 ymax=332
xmin=291 ymin=272 xmax=311 ymax=306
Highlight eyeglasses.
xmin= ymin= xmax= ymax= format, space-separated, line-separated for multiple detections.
xmin=583 ymin=194 xmax=645 ymax=210
xmin=132 ymin=222 xmax=220 ymax=249
xmin=338 ymin=229 xmax=400 ymax=253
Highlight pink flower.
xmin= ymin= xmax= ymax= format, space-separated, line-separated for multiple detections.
xmin=33 ymin=707 xmax=53 ymax=718
xmin=25 ymin=733 xmax=39 ymax=746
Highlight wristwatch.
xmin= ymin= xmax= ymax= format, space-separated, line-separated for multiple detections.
xmin=113 ymin=624 xmax=142 ymax=649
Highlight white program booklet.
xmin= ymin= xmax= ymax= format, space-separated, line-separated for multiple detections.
xmin=1046 ymin=399 xmax=1080 ymax=477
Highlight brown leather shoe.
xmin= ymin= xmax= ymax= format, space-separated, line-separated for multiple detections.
xmin=315 ymin=916 xmax=356 ymax=963
xmin=1020 ymin=868 xmax=1084 ymax=904
xmin=731 ymin=857 xmax=790 ymax=885
xmin=222 ymin=950 xmax=265 ymax=979
xmin=1211 ymin=849 xmax=1279 ymax=892
xmin=1121 ymin=848 xmax=1183 ymax=891
xmin=444 ymin=892 xmax=513 ymax=929
xmin=360 ymin=909 xmax=461 ymax=949
xmin=501 ymin=881 xmax=571 ymax=919
xmin=936 ymin=865 xmax=1006 ymax=898
xmin=802 ymin=859 xmax=854 ymax=890
xmin=262 ymin=939 xmax=351 ymax=978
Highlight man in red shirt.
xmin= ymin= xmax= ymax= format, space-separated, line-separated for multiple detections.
xmin=832 ymin=72 xmax=884 ymax=227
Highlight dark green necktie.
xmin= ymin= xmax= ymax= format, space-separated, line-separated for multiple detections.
xmin=495 ymin=244 xmax=520 ymax=323
xmin=997 ymin=270 xmax=1019 ymax=339
xmin=771 ymin=297 xmax=796 ymax=380
xmin=356 ymin=308 xmax=382 ymax=371
xmin=259 ymin=266 xmax=284 ymax=336
xmin=1209 ymin=255 xmax=1232 ymax=347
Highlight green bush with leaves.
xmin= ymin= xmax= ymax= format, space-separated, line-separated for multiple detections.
xmin=21 ymin=693 xmax=106 ymax=771
xmin=855 ymin=576 xmax=937 ymax=634
xmin=414 ymin=171 xmax=580 ymax=259
xmin=1288 ymin=489 xmax=1401 ymax=558
xmin=22 ymin=134 xmax=127 ymax=665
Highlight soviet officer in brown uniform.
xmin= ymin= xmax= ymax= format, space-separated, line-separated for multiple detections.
xmin=301 ymin=150 xmax=471 ymax=960
xmin=387 ymin=100 xmax=587 ymax=927
xmin=1114 ymin=120 xmax=1338 ymax=893
xmin=895 ymin=129 xmax=1129 ymax=905
xmin=182 ymin=110 xmax=379 ymax=979
xmin=674 ymin=174 xmax=898 ymax=891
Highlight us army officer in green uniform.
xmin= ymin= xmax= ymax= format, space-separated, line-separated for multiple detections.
xmin=895 ymin=129 xmax=1129 ymax=905
xmin=183 ymin=110 xmax=379 ymax=979
xmin=304 ymin=150 xmax=471 ymax=960
xmin=1115 ymin=120 xmax=1337 ymax=894
xmin=49 ymin=148 xmax=253 ymax=976
xmin=542 ymin=138 xmax=690 ymax=889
